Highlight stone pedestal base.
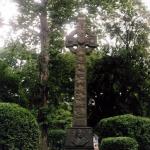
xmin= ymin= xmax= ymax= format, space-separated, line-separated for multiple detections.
xmin=64 ymin=127 xmax=94 ymax=150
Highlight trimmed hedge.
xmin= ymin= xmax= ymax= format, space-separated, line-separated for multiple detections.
xmin=48 ymin=129 xmax=66 ymax=150
xmin=96 ymin=114 xmax=150 ymax=150
xmin=0 ymin=103 xmax=40 ymax=150
xmin=100 ymin=137 xmax=138 ymax=150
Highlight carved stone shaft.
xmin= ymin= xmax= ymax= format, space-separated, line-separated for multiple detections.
xmin=73 ymin=47 xmax=87 ymax=127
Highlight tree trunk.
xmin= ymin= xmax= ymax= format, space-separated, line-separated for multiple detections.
xmin=38 ymin=0 xmax=49 ymax=149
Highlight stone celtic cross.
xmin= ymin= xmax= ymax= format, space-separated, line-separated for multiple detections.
xmin=65 ymin=15 xmax=97 ymax=127
xmin=65 ymin=15 xmax=97 ymax=150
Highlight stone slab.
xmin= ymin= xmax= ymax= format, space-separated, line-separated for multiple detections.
xmin=65 ymin=127 xmax=94 ymax=150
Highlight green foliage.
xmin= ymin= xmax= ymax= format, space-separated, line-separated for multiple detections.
xmin=0 ymin=103 xmax=40 ymax=150
xmin=48 ymin=129 xmax=66 ymax=150
xmin=0 ymin=43 xmax=39 ymax=106
xmin=1 ymin=1 xmax=150 ymax=149
xmin=47 ymin=102 xmax=72 ymax=150
xmin=84 ymin=0 xmax=150 ymax=54
xmin=85 ymin=0 xmax=150 ymax=128
xmin=87 ymin=51 xmax=103 ymax=79
xmin=48 ymin=52 xmax=75 ymax=105
xmin=85 ymin=0 xmax=143 ymax=14
xmin=48 ymin=104 xmax=72 ymax=129
xmin=48 ymin=0 xmax=78 ymax=25
xmin=96 ymin=114 xmax=150 ymax=150
xmin=0 ymin=42 xmax=31 ymax=68
xmin=87 ymin=52 xmax=150 ymax=126
xmin=0 ymin=60 xmax=20 ymax=103
xmin=100 ymin=137 xmax=138 ymax=150
xmin=14 ymin=0 xmax=78 ymax=49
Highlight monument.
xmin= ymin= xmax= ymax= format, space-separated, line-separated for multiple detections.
xmin=65 ymin=15 xmax=97 ymax=150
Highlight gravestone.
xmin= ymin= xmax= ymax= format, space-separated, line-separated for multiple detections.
xmin=65 ymin=15 xmax=97 ymax=150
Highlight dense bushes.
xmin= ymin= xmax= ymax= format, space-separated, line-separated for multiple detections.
xmin=0 ymin=103 xmax=40 ymax=150
xmin=100 ymin=137 xmax=138 ymax=150
xmin=96 ymin=114 xmax=150 ymax=150
xmin=48 ymin=129 xmax=66 ymax=149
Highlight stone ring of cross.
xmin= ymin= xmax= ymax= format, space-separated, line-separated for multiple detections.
xmin=65 ymin=15 xmax=97 ymax=54
xmin=66 ymin=31 xmax=97 ymax=54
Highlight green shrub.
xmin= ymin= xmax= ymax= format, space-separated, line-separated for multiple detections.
xmin=100 ymin=137 xmax=138 ymax=150
xmin=96 ymin=114 xmax=150 ymax=150
xmin=48 ymin=129 xmax=66 ymax=150
xmin=0 ymin=103 xmax=40 ymax=150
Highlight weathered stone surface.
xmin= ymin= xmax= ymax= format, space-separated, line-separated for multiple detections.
xmin=66 ymin=15 xmax=97 ymax=127
xmin=65 ymin=127 xmax=94 ymax=150
xmin=65 ymin=14 xmax=97 ymax=150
